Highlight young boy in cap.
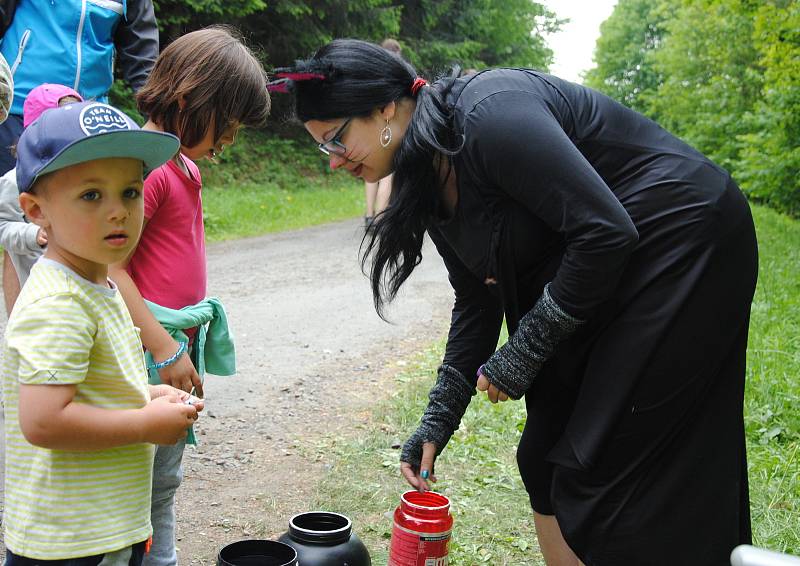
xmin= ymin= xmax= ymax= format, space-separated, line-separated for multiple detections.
xmin=3 ymin=100 xmax=204 ymax=564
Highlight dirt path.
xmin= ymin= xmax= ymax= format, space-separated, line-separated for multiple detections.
xmin=0 ymin=218 xmax=453 ymax=563
xmin=179 ymin=219 xmax=452 ymax=563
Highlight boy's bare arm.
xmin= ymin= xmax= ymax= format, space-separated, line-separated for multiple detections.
xmin=18 ymin=383 xmax=199 ymax=450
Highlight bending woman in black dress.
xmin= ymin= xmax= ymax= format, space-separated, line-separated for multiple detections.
xmin=270 ymin=39 xmax=758 ymax=566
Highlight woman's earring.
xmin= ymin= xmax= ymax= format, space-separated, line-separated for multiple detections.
xmin=380 ymin=119 xmax=392 ymax=148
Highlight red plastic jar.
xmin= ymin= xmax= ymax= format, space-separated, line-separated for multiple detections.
xmin=389 ymin=491 xmax=453 ymax=566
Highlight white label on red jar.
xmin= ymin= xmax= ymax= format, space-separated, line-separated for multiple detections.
xmin=389 ymin=524 xmax=451 ymax=566
xmin=419 ymin=532 xmax=449 ymax=566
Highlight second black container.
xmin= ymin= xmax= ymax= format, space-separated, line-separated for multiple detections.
xmin=217 ymin=539 xmax=298 ymax=566
xmin=278 ymin=511 xmax=371 ymax=565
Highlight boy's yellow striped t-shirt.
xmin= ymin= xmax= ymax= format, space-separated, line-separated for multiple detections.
xmin=2 ymin=259 xmax=154 ymax=560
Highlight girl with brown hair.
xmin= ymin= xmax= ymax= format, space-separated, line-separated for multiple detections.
xmin=109 ymin=26 xmax=271 ymax=566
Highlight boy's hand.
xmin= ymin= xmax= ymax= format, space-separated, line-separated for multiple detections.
xmin=36 ymin=228 xmax=48 ymax=247
xmin=140 ymin=395 xmax=199 ymax=445
xmin=149 ymin=384 xmax=205 ymax=412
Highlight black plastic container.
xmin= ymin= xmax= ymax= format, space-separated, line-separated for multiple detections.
xmin=278 ymin=511 xmax=371 ymax=565
xmin=217 ymin=539 xmax=298 ymax=566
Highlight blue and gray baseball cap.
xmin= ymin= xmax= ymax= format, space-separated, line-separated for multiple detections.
xmin=16 ymin=101 xmax=180 ymax=193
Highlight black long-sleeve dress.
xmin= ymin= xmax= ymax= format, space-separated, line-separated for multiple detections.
xmin=428 ymin=69 xmax=757 ymax=565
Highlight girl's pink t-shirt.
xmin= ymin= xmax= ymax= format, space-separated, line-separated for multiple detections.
xmin=127 ymin=155 xmax=207 ymax=309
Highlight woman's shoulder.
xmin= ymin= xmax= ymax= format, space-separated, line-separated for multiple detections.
xmin=450 ymin=69 xmax=546 ymax=103
xmin=447 ymin=69 xmax=564 ymax=125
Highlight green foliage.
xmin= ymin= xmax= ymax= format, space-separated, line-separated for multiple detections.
xmin=398 ymin=0 xmax=560 ymax=74
xmin=648 ymin=0 xmax=762 ymax=172
xmin=587 ymin=0 xmax=800 ymax=214
xmin=737 ymin=1 xmax=800 ymax=215
xmin=153 ymin=0 xmax=401 ymax=69
xmin=197 ymin=129 xmax=328 ymax=188
xmin=146 ymin=1 xmax=561 ymax=128
xmin=584 ymin=0 xmax=669 ymax=115
xmin=150 ymin=1 xmax=559 ymax=75
xmin=198 ymin=129 xmax=363 ymax=241
xmin=241 ymin=0 xmax=402 ymax=66
xmin=153 ymin=0 xmax=267 ymax=40
xmin=745 ymin=206 xmax=800 ymax=552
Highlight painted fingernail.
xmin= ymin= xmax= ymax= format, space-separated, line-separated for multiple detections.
xmin=421 ymin=470 xmax=430 ymax=480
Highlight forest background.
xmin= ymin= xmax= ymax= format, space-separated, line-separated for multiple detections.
xmin=110 ymin=0 xmax=799 ymax=216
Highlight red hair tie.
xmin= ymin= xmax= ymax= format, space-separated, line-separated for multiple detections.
xmin=410 ymin=77 xmax=428 ymax=96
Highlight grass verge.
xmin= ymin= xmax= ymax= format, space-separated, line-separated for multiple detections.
xmin=305 ymin=339 xmax=538 ymax=565
xmin=202 ymin=180 xmax=362 ymax=242
xmin=198 ymin=129 xmax=364 ymax=242
xmin=306 ymin=204 xmax=800 ymax=563
xmin=745 ymin=206 xmax=800 ymax=553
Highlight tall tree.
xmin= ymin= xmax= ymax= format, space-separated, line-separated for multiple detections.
xmin=241 ymin=0 xmax=402 ymax=66
xmin=584 ymin=0 xmax=670 ymax=115
xmin=154 ymin=0 xmax=401 ymax=65
xmin=154 ymin=0 xmax=267 ymax=41
xmin=737 ymin=0 xmax=800 ymax=213
xmin=584 ymin=0 xmax=800 ymax=213
xmin=648 ymin=0 xmax=762 ymax=171
xmin=152 ymin=0 xmax=558 ymax=72
xmin=398 ymin=0 xmax=560 ymax=74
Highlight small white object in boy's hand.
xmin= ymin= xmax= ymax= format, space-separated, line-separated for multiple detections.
xmin=184 ymin=395 xmax=202 ymax=406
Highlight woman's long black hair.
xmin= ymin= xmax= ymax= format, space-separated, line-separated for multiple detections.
xmin=278 ymin=39 xmax=462 ymax=318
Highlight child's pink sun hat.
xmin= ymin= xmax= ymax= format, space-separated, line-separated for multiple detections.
xmin=23 ymin=83 xmax=83 ymax=128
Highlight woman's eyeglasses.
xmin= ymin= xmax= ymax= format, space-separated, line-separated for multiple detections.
xmin=318 ymin=118 xmax=352 ymax=156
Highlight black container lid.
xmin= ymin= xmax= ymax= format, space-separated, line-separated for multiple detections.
xmin=288 ymin=511 xmax=352 ymax=545
xmin=217 ymin=539 xmax=297 ymax=566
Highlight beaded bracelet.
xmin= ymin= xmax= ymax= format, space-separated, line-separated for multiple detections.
xmin=148 ymin=341 xmax=188 ymax=371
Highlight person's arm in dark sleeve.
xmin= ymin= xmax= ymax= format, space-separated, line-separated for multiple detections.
xmin=433 ymin=228 xmax=505 ymax=379
xmin=400 ymin=228 xmax=504 ymax=469
xmin=465 ymin=90 xmax=638 ymax=399
xmin=114 ymin=0 xmax=159 ymax=92
xmin=465 ymin=90 xmax=638 ymax=318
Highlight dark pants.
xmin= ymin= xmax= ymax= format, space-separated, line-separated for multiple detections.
xmin=4 ymin=541 xmax=147 ymax=566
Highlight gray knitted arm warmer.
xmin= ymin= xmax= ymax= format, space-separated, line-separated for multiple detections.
xmin=400 ymin=364 xmax=475 ymax=469
xmin=482 ymin=283 xmax=584 ymax=400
